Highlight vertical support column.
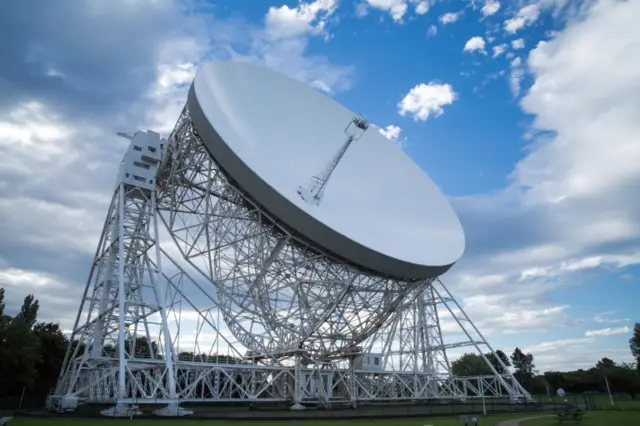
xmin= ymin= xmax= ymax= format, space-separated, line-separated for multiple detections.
xmin=151 ymin=190 xmax=177 ymax=398
xmin=91 ymin=221 xmax=118 ymax=358
xmin=117 ymin=183 xmax=127 ymax=400
xmin=412 ymin=298 xmax=419 ymax=397
xmin=348 ymin=358 xmax=356 ymax=408
xmin=291 ymin=354 xmax=305 ymax=410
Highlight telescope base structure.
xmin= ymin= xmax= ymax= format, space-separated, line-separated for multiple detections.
xmin=48 ymin=113 xmax=531 ymax=416
xmin=49 ymin=366 xmax=528 ymax=413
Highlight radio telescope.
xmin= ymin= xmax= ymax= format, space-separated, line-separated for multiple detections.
xmin=49 ymin=61 xmax=530 ymax=417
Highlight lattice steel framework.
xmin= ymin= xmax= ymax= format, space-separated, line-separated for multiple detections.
xmin=48 ymin=105 xmax=531 ymax=417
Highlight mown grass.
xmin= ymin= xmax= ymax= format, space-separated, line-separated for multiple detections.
xmin=522 ymin=410 xmax=640 ymax=425
xmin=6 ymin=413 xmax=523 ymax=426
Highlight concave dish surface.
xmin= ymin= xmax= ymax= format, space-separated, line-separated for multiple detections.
xmin=188 ymin=61 xmax=465 ymax=279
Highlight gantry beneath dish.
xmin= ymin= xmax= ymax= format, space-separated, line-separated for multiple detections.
xmin=47 ymin=108 xmax=530 ymax=417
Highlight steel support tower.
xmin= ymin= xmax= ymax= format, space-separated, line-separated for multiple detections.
xmin=48 ymin=108 xmax=530 ymax=417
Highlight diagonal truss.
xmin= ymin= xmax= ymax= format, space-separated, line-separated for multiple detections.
xmin=48 ymin=105 xmax=531 ymax=417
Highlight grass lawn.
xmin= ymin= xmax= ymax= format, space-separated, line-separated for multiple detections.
xmin=535 ymin=394 xmax=640 ymax=411
xmin=593 ymin=396 xmax=640 ymax=410
xmin=522 ymin=410 xmax=640 ymax=425
xmin=5 ymin=413 xmax=526 ymax=426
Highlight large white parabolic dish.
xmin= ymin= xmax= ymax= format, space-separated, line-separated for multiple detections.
xmin=188 ymin=61 xmax=465 ymax=280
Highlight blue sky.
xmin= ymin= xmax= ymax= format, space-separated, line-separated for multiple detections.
xmin=0 ymin=0 xmax=638 ymax=373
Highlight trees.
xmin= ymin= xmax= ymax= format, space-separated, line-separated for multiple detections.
xmin=511 ymin=347 xmax=536 ymax=390
xmin=16 ymin=295 xmax=39 ymax=328
xmin=596 ymin=357 xmax=616 ymax=370
xmin=450 ymin=350 xmax=512 ymax=377
xmin=605 ymin=363 xmax=640 ymax=399
xmin=0 ymin=295 xmax=42 ymax=396
xmin=630 ymin=322 xmax=640 ymax=371
xmin=449 ymin=348 xmax=638 ymax=398
xmin=0 ymin=290 xmax=69 ymax=398
xmin=486 ymin=349 xmax=511 ymax=374
xmin=0 ymin=287 xmax=5 ymax=319
xmin=451 ymin=353 xmax=492 ymax=376
xmin=32 ymin=322 xmax=68 ymax=395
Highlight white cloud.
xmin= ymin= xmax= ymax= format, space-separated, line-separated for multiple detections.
xmin=378 ymin=124 xmax=402 ymax=141
xmin=359 ymin=0 xmax=433 ymax=21
xmin=265 ymin=0 xmax=338 ymax=40
xmin=594 ymin=312 xmax=630 ymax=324
xmin=481 ymin=0 xmax=500 ymax=17
xmin=524 ymin=337 xmax=595 ymax=355
xmin=0 ymin=267 xmax=80 ymax=323
xmin=517 ymin=0 xmax=640 ymax=204
xmin=355 ymin=2 xmax=369 ymax=17
xmin=0 ymin=102 xmax=74 ymax=164
xmin=517 ymin=337 xmax=635 ymax=372
xmin=144 ymin=1 xmax=354 ymax=132
xmin=585 ymin=327 xmax=630 ymax=337
xmin=427 ymin=24 xmax=437 ymax=37
xmin=415 ymin=1 xmax=430 ymax=15
xmin=462 ymin=296 xmax=573 ymax=334
xmin=509 ymin=56 xmax=524 ymax=95
xmin=398 ymin=82 xmax=457 ymax=121
xmin=504 ymin=4 xmax=541 ymax=34
xmin=511 ymin=38 xmax=525 ymax=49
xmin=439 ymin=11 xmax=463 ymax=24
xmin=364 ymin=0 xmax=409 ymax=22
xmin=463 ymin=36 xmax=486 ymax=54
xmin=0 ymin=268 xmax=67 ymax=291
xmin=226 ymin=1 xmax=354 ymax=95
xmin=492 ymin=43 xmax=508 ymax=58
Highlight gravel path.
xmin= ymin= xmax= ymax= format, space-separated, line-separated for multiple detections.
xmin=496 ymin=415 xmax=553 ymax=426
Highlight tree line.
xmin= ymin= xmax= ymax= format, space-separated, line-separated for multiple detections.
xmin=1 ymin=287 xmax=640 ymax=402
xmin=452 ymin=343 xmax=640 ymax=398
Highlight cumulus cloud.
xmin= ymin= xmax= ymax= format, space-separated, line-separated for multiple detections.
xmin=427 ymin=25 xmax=438 ymax=37
xmin=376 ymin=124 xmax=407 ymax=148
xmin=378 ymin=124 xmax=402 ymax=141
xmin=504 ymin=4 xmax=541 ymax=33
xmin=363 ymin=0 xmax=409 ymax=22
xmin=265 ymin=0 xmax=338 ymax=40
xmin=360 ymin=0 xmax=434 ymax=21
xmin=397 ymin=82 xmax=457 ymax=121
xmin=235 ymin=1 xmax=354 ymax=95
xmin=463 ymin=36 xmax=486 ymax=54
xmin=439 ymin=11 xmax=463 ymax=24
xmin=415 ymin=1 xmax=430 ymax=15
xmin=492 ymin=44 xmax=508 ymax=58
xmin=481 ymin=0 xmax=500 ymax=17
xmin=511 ymin=38 xmax=525 ymax=49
